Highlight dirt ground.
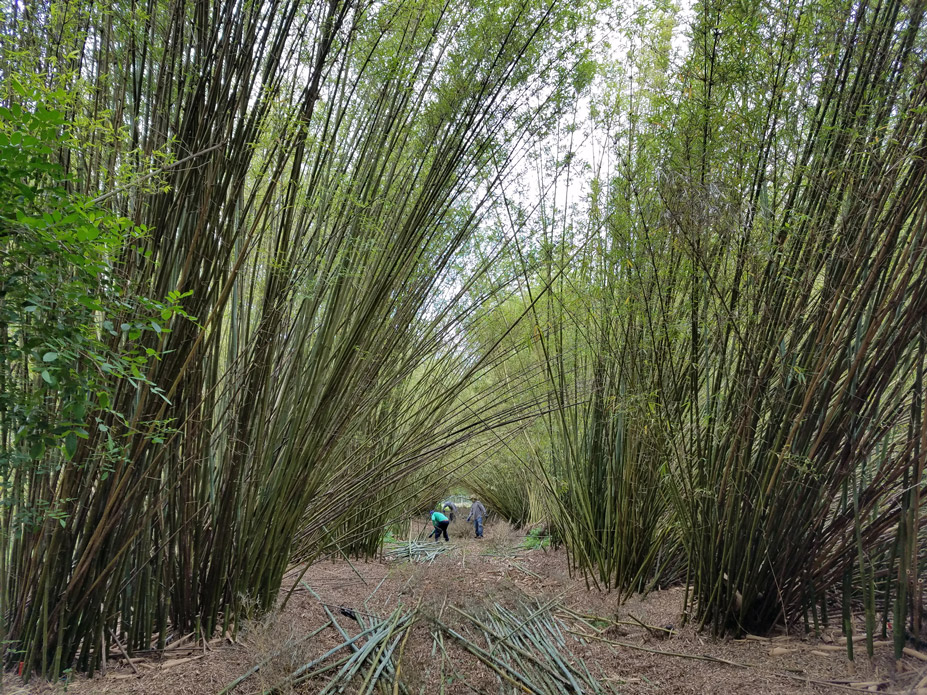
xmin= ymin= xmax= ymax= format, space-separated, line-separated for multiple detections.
xmin=11 ymin=520 xmax=927 ymax=694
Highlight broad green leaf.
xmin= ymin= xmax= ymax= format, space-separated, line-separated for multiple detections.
xmin=64 ymin=432 xmax=78 ymax=459
xmin=75 ymin=226 xmax=101 ymax=242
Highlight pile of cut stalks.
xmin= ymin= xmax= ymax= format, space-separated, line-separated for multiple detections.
xmin=382 ymin=540 xmax=454 ymax=564
xmin=220 ymin=584 xmax=618 ymax=694
xmin=434 ymin=599 xmax=618 ymax=694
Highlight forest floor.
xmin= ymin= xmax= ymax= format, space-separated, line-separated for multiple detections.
xmin=13 ymin=520 xmax=927 ymax=695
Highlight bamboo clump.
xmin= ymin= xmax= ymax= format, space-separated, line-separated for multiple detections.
xmin=0 ymin=0 xmax=595 ymax=678
xmin=451 ymin=0 xmax=927 ymax=657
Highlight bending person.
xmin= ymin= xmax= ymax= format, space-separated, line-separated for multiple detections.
xmin=428 ymin=509 xmax=450 ymax=542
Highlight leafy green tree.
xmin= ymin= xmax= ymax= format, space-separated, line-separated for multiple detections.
xmin=0 ymin=99 xmax=186 ymax=676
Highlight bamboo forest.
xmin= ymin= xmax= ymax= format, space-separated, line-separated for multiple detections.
xmin=2 ymin=0 xmax=927 ymax=691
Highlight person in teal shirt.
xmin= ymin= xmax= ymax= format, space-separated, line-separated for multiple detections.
xmin=428 ymin=510 xmax=450 ymax=541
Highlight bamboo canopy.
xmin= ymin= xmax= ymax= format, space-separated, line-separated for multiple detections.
xmin=1 ymin=0 xmax=926 ymax=681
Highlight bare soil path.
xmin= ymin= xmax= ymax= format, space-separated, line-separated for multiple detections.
xmin=13 ymin=520 xmax=927 ymax=694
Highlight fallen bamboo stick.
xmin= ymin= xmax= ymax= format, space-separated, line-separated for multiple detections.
xmin=435 ymin=619 xmax=538 ymax=693
xmin=392 ymin=622 xmax=415 ymax=695
xmin=570 ymin=629 xmax=886 ymax=693
xmin=627 ymin=613 xmax=675 ymax=636
xmin=108 ymin=628 xmax=138 ymax=675
xmin=160 ymin=655 xmax=204 ymax=670
xmin=217 ymin=620 xmax=333 ymax=694
xmin=566 ymin=629 xmax=749 ymax=667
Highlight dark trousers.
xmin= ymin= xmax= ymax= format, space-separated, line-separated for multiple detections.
xmin=430 ymin=520 xmax=449 ymax=541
